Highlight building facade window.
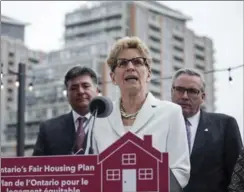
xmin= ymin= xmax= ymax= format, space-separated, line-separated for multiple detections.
xmin=106 ymin=169 xmax=120 ymax=181
xmin=139 ymin=168 xmax=153 ymax=180
xmin=122 ymin=153 xmax=136 ymax=165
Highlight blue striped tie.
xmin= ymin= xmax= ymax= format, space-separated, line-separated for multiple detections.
xmin=185 ymin=119 xmax=191 ymax=153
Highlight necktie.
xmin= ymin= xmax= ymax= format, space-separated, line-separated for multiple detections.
xmin=75 ymin=117 xmax=86 ymax=154
xmin=185 ymin=118 xmax=191 ymax=153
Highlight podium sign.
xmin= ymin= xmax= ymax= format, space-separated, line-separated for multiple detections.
xmin=1 ymin=132 xmax=169 ymax=192
xmin=1 ymin=156 xmax=100 ymax=192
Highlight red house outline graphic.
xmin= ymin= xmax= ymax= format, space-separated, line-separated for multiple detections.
xmin=98 ymin=131 xmax=169 ymax=192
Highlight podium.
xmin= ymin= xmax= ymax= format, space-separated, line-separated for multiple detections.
xmin=1 ymin=132 xmax=182 ymax=192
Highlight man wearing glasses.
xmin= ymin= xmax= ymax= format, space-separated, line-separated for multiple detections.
xmin=171 ymin=68 xmax=243 ymax=192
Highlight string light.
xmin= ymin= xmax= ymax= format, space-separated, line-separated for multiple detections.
xmin=0 ymin=64 xmax=243 ymax=90
xmin=1 ymin=82 xmax=4 ymax=90
xmin=62 ymin=89 xmax=67 ymax=96
xmin=228 ymin=67 xmax=233 ymax=82
xmin=28 ymin=82 xmax=33 ymax=91
xmin=15 ymin=80 xmax=19 ymax=87
xmin=28 ymin=76 xmax=34 ymax=91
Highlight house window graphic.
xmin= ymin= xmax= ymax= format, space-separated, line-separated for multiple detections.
xmin=122 ymin=153 xmax=136 ymax=165
xmin=139 ymin=168 xmax=153 ymax=180
xmin=106 ymin=169 xmax=120 ymax=181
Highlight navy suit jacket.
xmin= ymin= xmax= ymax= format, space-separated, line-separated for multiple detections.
xmin=184 ymin=111 xmax=243 ymax=192
xmin=33 ymin=112 xmax=89 ymax=156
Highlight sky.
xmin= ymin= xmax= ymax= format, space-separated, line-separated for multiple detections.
xmin=1 ymin=1 xmax=244 ymax=138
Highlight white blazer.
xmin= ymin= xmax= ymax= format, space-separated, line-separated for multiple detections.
xmin=92 ymin=92 xmax=190 ymax=188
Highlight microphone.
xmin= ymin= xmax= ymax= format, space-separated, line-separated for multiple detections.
xmin=73 ymin=96 xmax=113 ymax=155
xmin=89 ymin=96 xmax=113 ymax=118
xmin=84 ymin=96 xmax=113 ymax=155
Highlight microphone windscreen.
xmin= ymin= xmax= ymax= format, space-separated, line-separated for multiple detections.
xmin=89 ymin=96 xmax=113 ymax=118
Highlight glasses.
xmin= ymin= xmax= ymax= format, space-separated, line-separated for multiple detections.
xmin=172 ymin=86 xmax=202 ymax=97
xmin=112 ymin=57 xmax=147 ymax=71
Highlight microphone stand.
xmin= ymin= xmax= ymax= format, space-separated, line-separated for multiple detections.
xmin=87 ymin=109 xmax=98 ymax=155
xmin=74 ymin=109 xmax=98 ymax=155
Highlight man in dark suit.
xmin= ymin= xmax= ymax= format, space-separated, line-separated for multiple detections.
xmin=33 ymin=66 xmax=99 ymax=156
xmin=171 ymin=68 xmax=243 ymax=192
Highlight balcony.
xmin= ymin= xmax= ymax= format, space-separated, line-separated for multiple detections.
xmin=151 ymin=71 xmax=160 ymax=82
xmin=173 ymin=59 xmax=184 ymax=70
xmin=66 ymin=20 xmax=122 ymax=37
xmin=66 ymin=23 xmax=105 ymax=36
xmin=65 ymin=7 xmax=122 ymax=26
xmin=173 ymin=39 xmax=184 ymax=50
xmin=172 ymin=28 xmax=184 ymax=39
xmin=151 ymin=52 xmax=161 ymax=61
xmin=148 ymin=30 xmax=161 ymax=40
xmin=148 ymin=39 xmax=161 ymax=51
xmin=149 ymin=83 xmax=161 ymax=94
xmin=195 ymin=48 xmax=205 ymax=58
xmin=151 ymin=63 xmax=161 ymax=72
xmin=195 ymin=59 xmax=205 ymax=70
xmin=148 ymin=17 xmax=161 ymax=28
xmin=106 ymin=8 xmax=122 ymax=18
xmin=173 ymin=50 xmax=184 ymax=60
xmin=194 ymin=37 xmax=205 ymax=47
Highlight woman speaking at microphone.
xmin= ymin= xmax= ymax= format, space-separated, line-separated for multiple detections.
xmin=92 ymin=36 xmax=190 ymax=188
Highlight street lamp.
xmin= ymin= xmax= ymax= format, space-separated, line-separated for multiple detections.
xmin=17 ymin=63 xmax=26 ymax=156
xmin=1 ymin=63 xmax=27 ymax=156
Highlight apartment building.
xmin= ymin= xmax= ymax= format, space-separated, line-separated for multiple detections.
xmin=1 ymin=36 xmax=45 ymax=155
xmin=64 ymin=1 xmax=215 ymax=111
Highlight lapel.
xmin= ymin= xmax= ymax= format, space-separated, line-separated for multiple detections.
xmin=62 ymin=112 xmax=76 ymax=147
xmin=131 ymin=93 xmax=158 ymax=133
xmin=191 ymin=110 xmax=211 ymax=158
xmin=108 ymin=99 xmax=124 ymax=136
xmin=108 ymin=92 xmax=158 ymax=136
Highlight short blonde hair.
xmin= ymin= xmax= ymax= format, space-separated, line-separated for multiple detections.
xmin=106 ymin=36 xmax=152 ymax=71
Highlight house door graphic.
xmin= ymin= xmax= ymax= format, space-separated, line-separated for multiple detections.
xmin=122 ymin=169 xmax=137 ymax=192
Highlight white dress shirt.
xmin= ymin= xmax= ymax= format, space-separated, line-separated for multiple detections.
xmin=72 ymin=110 xmax=91 ymax=134
xmin=187 ymin=110 xmax=201 ymax=153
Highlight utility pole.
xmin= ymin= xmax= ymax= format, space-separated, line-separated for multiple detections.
xmin=17 ymin=63 xmax=26 ymax=156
